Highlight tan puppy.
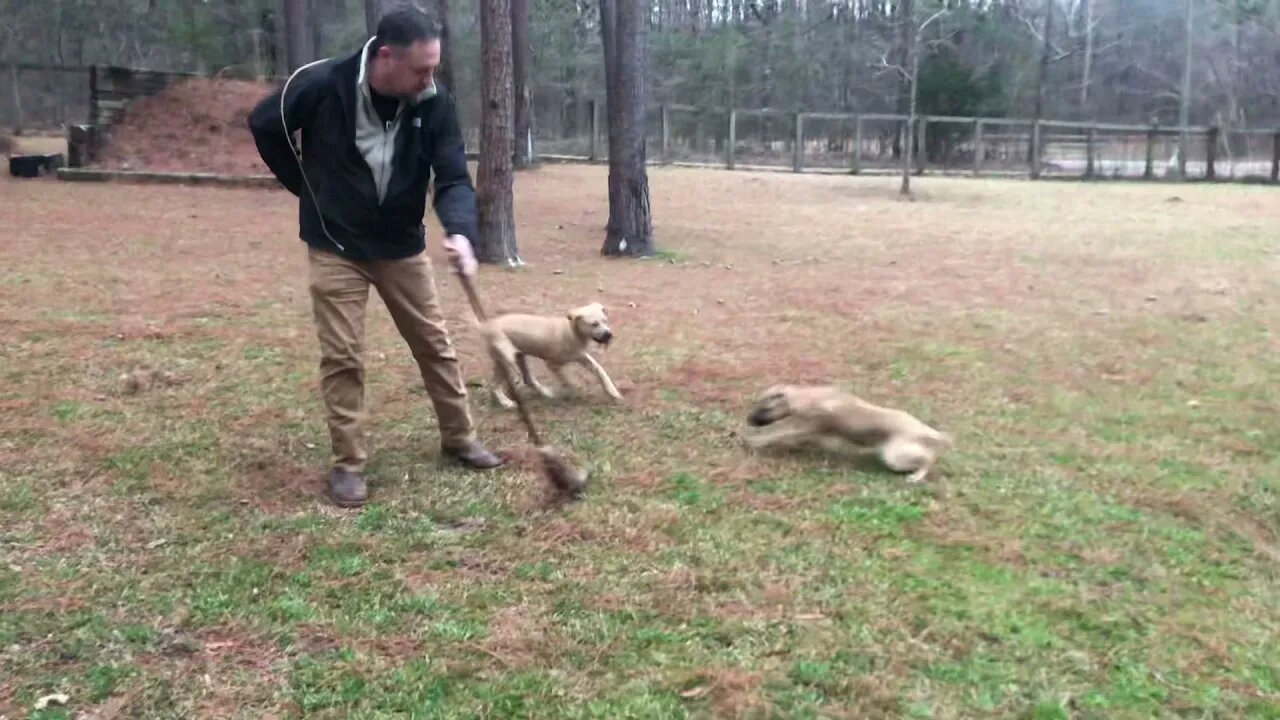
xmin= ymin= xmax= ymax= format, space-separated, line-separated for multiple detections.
xmin=743 ymin=384 xmax=951 ymax=482
xmin=477 ymin=302 xmax=623 ymax=409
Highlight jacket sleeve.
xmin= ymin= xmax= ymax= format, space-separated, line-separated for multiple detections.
xmin=247 ymin=66 xmax=323 ymax=197
xmin=430 ymin=94 xmax=481 ymax=242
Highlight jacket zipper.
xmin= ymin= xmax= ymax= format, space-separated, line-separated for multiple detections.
xmin=380 ymin=119 xmax=393 ymax=208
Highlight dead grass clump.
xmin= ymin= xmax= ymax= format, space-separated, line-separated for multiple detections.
xmin=680 ymin=668 xmax=767 ymax=716
xmin=480 ymin=603 xmax=549 ymax=667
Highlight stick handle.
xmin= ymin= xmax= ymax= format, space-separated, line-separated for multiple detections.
xmin=458 ymin=273 xmax=488 ymax=322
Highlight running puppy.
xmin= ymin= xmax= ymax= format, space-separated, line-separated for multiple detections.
xmin=477 ymin=302 xmax=623 ymax=408
xmin=744 ymin=384 xmax=951 ymax=483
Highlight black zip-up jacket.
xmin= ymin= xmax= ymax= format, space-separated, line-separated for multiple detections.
xmin=247 ymin=47 xmax=478 ymax=261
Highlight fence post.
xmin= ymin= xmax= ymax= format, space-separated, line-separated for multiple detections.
xmin=727 ymin=110 xmax=737 ymax=170
xmin=915 ymin=116 xmax=928 ymax=175
xmin=851 ymin=115 xmax=862 ymax=174
xmin=973 ymin=119 xmax=984 ymax=176
xmin=9 ymin=65 xmax=23 ymax=133
xmin=1205 ymin=126 xmax=1218 ymax=180
xmin=1085 ymin=124 xmax=1096 ymax=179
xmin=660 ymin=105 xmax=670 ymax=164
xmin=1030 ymin=119 xmax=1042 ymax=179
xmin=1272 ymin=130 xmax=1280 ymax=182
xmin=89 ymin=64 xmax=100 ymax=126
xmin=793 ymin=112 xmax=804 ymax=172
xmin=588 ymin=99 xmax=599 ymax=162
xmin=1144 ymin=121 xmax=1158 ymax=179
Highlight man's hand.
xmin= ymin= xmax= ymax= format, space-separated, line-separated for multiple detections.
xmin=442 ymin=234 xmax=478 ymax=277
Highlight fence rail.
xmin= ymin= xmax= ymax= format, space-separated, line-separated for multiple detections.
xmin=523 ymin=101 xmax=1280 ymax=184
xmin=8 ymin=62 xmax=1280 ymax=184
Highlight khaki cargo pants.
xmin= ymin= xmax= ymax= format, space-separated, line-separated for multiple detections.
xmin=307 ymin=246 xmax=476 ymax=472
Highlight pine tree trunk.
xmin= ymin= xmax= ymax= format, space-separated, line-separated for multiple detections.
xmin=1079 ymin=0 xmax=1092 ymax=114
xmin=512 ymin=0 xmax=534 ymax=168
xmin=436 ymin=0 xmax=455 ymax=92
xmin=893 ymin=0 xmax=913 ymax=158
xmin=1029 ymin=0 xmax=1053 ymax=174
xmin=600 ymin=0 xmax=619 ymax=192
xmin=601 ymin=0 xmax=654 ymax=257
xmin=282 ymin=0 xmax=312 ymax=71
xmin=901 ymin=9 xmax=917 ymax=197
xmin=476 ymin=0 xmax=519 ymax=265
xmin=1177 ymin=0 xmax=1193 ymax=180
xmin=364 ymin=0 xmax=380 ymax=36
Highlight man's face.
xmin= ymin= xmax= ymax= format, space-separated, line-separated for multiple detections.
xmin=375 ymin=38 xmax=440 ymax=98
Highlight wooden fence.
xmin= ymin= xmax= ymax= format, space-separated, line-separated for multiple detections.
xmin=8 ymin=61 xmax=1279 ymax=184
xmin=525 ymin=102 xmax=1280 ymax=183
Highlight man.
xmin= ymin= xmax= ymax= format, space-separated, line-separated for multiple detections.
xmin=248 ymin=6 xmax=504 ymax=509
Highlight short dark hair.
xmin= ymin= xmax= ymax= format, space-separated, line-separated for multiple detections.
xmin=372 ymin=5 xmax=442 ymax=53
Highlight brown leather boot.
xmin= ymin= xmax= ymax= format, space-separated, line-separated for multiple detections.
xmin=442 ymin=440 xmax=505 ymax=470
xmin=327 ymin=468 xmax=368 ymax=507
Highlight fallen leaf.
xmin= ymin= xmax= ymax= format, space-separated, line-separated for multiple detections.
xmin=680 ymin=686 xmax=711 ymax=699
xmin=34 ymin=693 xmax=70 ymax=710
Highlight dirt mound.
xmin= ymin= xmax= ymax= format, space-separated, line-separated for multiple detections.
xmin=97 ymin=77 xmax=278 ymax=176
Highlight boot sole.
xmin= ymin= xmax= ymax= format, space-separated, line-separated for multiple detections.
xmin=449 ymin=457 xmax=506 ymax=470
xmin=327 ymin=491 xmax=367 ymax=508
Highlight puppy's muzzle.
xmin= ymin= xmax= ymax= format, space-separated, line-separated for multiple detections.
xmin=595 ymin=330 xmax=614 ymax=345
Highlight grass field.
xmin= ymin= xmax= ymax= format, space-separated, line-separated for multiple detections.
xmin=1 ymin=165 xmax=1278 ymax=719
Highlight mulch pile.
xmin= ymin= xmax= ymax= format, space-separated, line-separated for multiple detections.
xmin=96 ymin=77 xmax=278 ymax=176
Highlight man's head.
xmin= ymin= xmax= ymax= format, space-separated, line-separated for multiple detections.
xmin=367 ymin=6 xmax=443 ymax=100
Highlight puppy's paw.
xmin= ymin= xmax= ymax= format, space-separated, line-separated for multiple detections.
xmin=906 ymin=466 xmax=931 ymax=484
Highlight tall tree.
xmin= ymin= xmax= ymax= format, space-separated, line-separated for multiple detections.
xmin=364 ymin=0 xmax=382 ymax=36
xmin=1029 ymin=0 xmax=1055 ymax=178
xmin=1079 ymin=0 xmax=1093 ymax=112
xmin=281 ymin=0 xmax=313 ymax=71
xmin=512 ymin=0 xmax=535 ymax=168
xmin=1177 ymin=0 xmax=1194 ymax=179
xmin=435 ymin=0 xmax=455 ymax=91
xmin=599 ymin=0 xmax=654 ymax=256
xmin=476 ymin=0 xmax=520 ymax=264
